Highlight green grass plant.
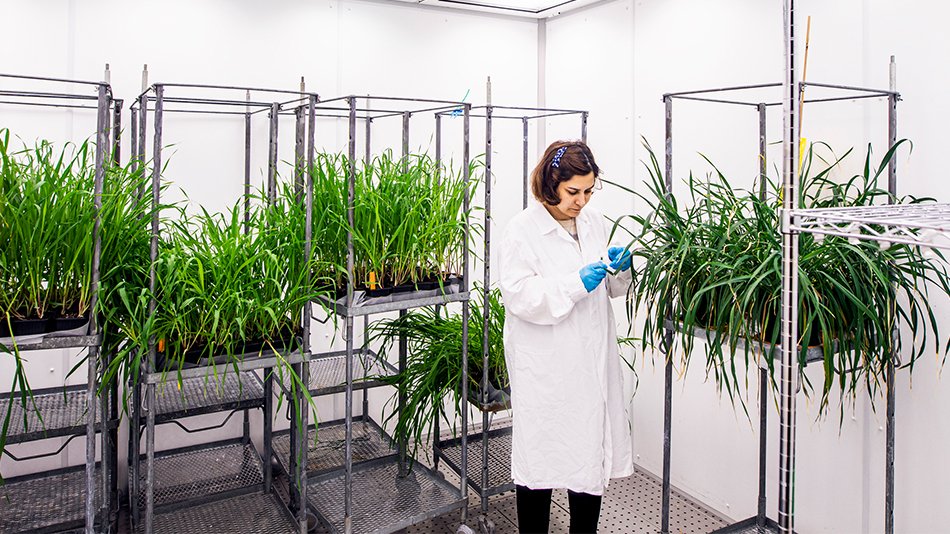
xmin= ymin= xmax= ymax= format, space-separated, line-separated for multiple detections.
xmin=614 ymin=140 xmax=950 ymax=411
xmin=309 ymin=150 xmax=474 ymax=292
xmin=104 ymin=181 xmax=324 ymax=388
xmin=368 ymin=287 xmax=507 ymax=462
xmin=0 ymin=128 xmax=153 ymax=479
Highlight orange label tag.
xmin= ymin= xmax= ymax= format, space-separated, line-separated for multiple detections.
xmin=369 ymin=272 xmax=377 ymax=290
xmin=158 ymin=338 xmax=165 ymax=352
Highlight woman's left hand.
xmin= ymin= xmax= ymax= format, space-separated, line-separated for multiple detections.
xmin=607 ymin=246 xmax=632 ymax=272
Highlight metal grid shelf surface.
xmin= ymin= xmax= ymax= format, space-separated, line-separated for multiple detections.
xmin=307 ymin=349 xmax=397 ymax=396
xmin=134 ymin=491 xmax=295 ymax=534
xmin=142 ymin=371 xmax=265 ymax=422
xmin=136 ymin=440 xmax=264 ymax=510
xmin=307 ymin=456 xmax=465 ymax=534
xmin=0 ymin=333 xmax=101 ymax=351
xmin=665 ymin=320 xmax=826 ymax=367
xmin=437 ymin=424 xmax=513 ymax=496
xmin=712 ymin=516 xmax=783 ymax=534
xmin=791 ymin=203 xmax=950 ymax=250
xmin=0 ymin=465 xmax=102 ymax=534
xmin=1 ymin=385 xmax=100 ymax=443
xmin=315 ymin=290 xmax=470 ymax=317
xmin=271 ymin=415 xmax=395 ymax=476
xmin=144 ymin=349 xmax=310 ymax=384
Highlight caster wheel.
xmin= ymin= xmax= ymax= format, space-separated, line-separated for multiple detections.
xmin=306 ymin=512 xmax=319 ymax=532
xmin=456 ymin=525 xmax=477 ymax=534
xmin=478 ymin=515 xmax=496 ymax=534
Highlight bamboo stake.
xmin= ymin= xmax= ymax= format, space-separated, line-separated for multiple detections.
xmin=798 ymin=15 xmax=812 ymax=168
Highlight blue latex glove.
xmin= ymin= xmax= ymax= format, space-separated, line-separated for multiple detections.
xmin=579 ymin=261 xmax=608 ymax=292
xmin=608 ymin=246 xmax=632 ymax=272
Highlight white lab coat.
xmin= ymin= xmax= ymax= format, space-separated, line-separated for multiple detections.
xmin=499 ymin=201 xmax=634 ymax=496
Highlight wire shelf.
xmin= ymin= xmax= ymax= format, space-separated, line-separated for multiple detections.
xmin=307 ymin=456 xmax=465 ymax=534
xmin=144 ymin=349 xmax=310 ymax=384
xmin=0 ymin=333 xmax=101 ymax=352
xmin=436 ymin=424 xmax=513 ymax=496
xmin=711 ymin=516 xmax=783 ymax=533
xmin=141 ymin=371 xmax=265 ymax=423
xmin=134 ymin=490 xmax=295 ymax=534
xmin=306 ymin=349 xmax=397 ymax=396
xmin=271 ymin=415 xmax=395 ymax=477
xmin=664 ymin=320 xmax=826 ymax=367
xmin=314 ymin=291 xmax=470 ymax=318
xmin=0 ymin=464 xmax=102 ymax=533
xmin=791 ymin=203 xmax=950 ymax=250
xmin=0 ymin=384 xmax=101 ymax=443
xmin=136 ymin=440 xmax=264 ymax=511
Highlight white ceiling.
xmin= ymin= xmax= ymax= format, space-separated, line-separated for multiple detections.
xmin=385 ymin=0 xmax=605 ymax=19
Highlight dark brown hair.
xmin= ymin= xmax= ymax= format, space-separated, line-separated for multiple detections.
xmin=530 ymin=140 xmax=600 ymax=205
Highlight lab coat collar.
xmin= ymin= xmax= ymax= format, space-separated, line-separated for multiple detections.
xmin=527 ymin=201 xmax=594 ymax=236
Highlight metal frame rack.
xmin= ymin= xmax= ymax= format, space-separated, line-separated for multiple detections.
xmin=129 ymin=80 xmax=317 ymax=534
xmin=295 ymin=94 xmax=474 ymax=534
xmin=658 ymin=19 xmax=906 ymax=534
xmin=430 ymin=103 xmax=588 ymax=532
xmin=0 ymin=71 xmax=120 ymax=534
xmin=777 ymin=2 xmax=950 ymax=533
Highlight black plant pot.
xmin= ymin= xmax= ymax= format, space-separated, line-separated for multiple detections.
xmin=364 ymin=286 xmax=395 ymax=298
xmin=330 ymin=274 xmax=463 ymax=301
xmin=392 ymin=284 xmax=415 ymax=295
xmin=0 ymin=308 xmax=90 ymax=338
xmin=0 ymin=317 xmax=48 ymax=338
xmin=51 ymin=316 xmax=89 ymax=333
xmin=158 ymin=328 xmax=302 ymax=370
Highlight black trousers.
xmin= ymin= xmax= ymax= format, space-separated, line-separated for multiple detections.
xmin=515 ymin=484 xmax=602 ymax=534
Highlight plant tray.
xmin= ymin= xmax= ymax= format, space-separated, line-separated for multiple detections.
xmin=469 ymin=381 xmax=511 ymax=413
xmin=665 ymin=320 xmax=826 ymax=368
xmin=0 ymin=313 xmax=90 ymax=346
xmin=324 ymin=275 xmax=463 ymax=309
xmin=156 ymin=333 xmax=302 ymax=371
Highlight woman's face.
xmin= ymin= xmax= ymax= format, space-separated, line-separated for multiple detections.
xmin=548 ymin=171 xmax=596 ymax=220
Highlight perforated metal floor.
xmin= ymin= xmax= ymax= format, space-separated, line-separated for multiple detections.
xmin=307 ymin=350 xmax=397 ymax=396
xmin=308 ymin=457 xmax=465 ymax=534
xmin=137 ymin=441 xmax=264 ymax=510
xmin=271 ymin=416 xmax=395 ymax=476
xmin=0 ymin=465 xmax=102 ymax=533
xmin=401 ymin=466 xmax=730 ymax=534
xmin=135 ymin=491 xmax=295 ymax=534
xmin=1 ymin=386 xmax=97 ymax=442
xmin=145 ymin=371 xmax=265 ymax=421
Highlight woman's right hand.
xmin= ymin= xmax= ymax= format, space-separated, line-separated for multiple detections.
xmin=579 ymin=261 xmax=608 ymax=292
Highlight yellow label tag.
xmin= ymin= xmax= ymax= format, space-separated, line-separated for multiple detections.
xmin=799 ymin=137 xmax=807 ymax=171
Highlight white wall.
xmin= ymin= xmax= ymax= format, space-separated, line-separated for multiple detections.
xmin=5 ymin=1 xmax=950 ymax=533
xmin=602 ymin=1 xmax=950 ymax=533
xmin=0 ymin=0 xmax=538 ymax=483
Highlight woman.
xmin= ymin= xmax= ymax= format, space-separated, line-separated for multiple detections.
xmin=499 ymin=140 xmax=633 ymax=533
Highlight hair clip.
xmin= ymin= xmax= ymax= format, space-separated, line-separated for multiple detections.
xmin=551 ymin=146 xmax=568 ymax=168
